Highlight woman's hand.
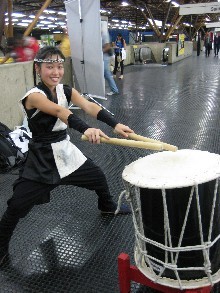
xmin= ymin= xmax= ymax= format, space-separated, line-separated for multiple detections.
xmin=84 ymin=128 xmax=109 ymax=144
xmin=114 ymin=123 xmax=134 ymax=138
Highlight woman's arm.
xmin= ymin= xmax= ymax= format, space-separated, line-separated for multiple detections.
xmin=27 ymin=89 xmax=133 ymax=140
xmin=70 ymin=88 xmax=102 ymax=117
xmin=70 ymin=89 xmax=133 ymax=137
xmin=26 ymin=92 xmax=73 ymax=124
xmin=26 ymin=91 xmax=109 ymax=143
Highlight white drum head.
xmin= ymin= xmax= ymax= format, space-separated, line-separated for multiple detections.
xmin=122 ymin=149 xmax=220 ymax=189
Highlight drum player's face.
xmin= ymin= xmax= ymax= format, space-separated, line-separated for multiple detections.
xmin=38 ymin=54 xmax=64 ymax=90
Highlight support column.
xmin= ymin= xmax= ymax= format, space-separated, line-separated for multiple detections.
xmin=0 ymin=0 xmax=8 ymax=45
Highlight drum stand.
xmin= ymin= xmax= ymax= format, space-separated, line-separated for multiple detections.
xmin=118 ymin=253 xmax=212 ymax=293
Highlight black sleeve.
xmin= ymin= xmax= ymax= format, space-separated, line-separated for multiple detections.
xmin=63 ymin=85 xmax=72 ymax=104
xmin=97 ymin=109 xmax=118 ymax=128
xmin=67 ymin=114 xmax=90 ymax=133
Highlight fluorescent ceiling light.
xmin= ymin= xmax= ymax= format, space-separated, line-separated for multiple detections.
xmin=58 ymin=12 xmax=67 ymax=15
xmin=44 ymin=9 xmax=56 ymax=14
xmin=171 ymin=1 xmax=179 ymax=7
xmin=22 ymin=19 xmax=32 ymax=23
xmin=40 ymin=20 xmax=52 ymax=24
xmin=149 ymin=18 xmax=162 ymax=26
xmin=17 ymin=23 xmax=29 ymax=26
xmin=12 ymin=13 xmax=25 ymax=17
xmin=48 ymin=17 xmax=57 ymax=20
xmin=112 ymin=19 xmax=119 ymax=22
xmin=121 ymin=2 xmax=129 ymax=6
xmin=128 ymin=22 xmax=136 ymax=26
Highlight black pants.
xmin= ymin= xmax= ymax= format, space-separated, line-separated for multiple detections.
xmin=113 ymin=53 xmax=124 ymax=75
xmin=205 ymin=44 xmax=211 ymax=56
xmin=0 ymin=159 xmax=116 ymax=251
xmin=214 ymin=44 xmax=219 ymax=56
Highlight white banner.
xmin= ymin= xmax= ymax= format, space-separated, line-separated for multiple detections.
xmin=206 ymin=22 xmax=220 ymax=28
xmin=65 ymin=0 xmax=105 ymax=97
xmin=179 ymin=2 xmax=220 ymax=15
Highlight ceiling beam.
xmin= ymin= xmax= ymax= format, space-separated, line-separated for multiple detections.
xmin=23 ymin=0 xmax=53 ymax=36
xmin=165 ymin=15 xmax=183 ymax=40
xmin=143 ymin=2 xmax=161 ymax=37
xmin=161 ymin=1 xmax=172 ymax=41
xmin=0 ymin=0 xmax=8 ymax=44
xmin=7 ymin=0 xmax=13 ymax=37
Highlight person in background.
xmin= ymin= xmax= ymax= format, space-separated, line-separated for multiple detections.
xmin=0 ymin=45 xmax=6 ymax=56
xmin=102 ymin=31 xmax=119 ymax=96
xmin=113 ymin=33 xmax=126 ymax=80
xmin=0 ymin=36 xmax=21 ymax=64
xmin=213 ymin=33 xmax=219 ymax=57
xmin=23 ymin=36 xmax=39 ymax=61
xmin=218 ymin=34 xmax=220 ymax=56
xmin=197 ymin=32 xmax=201 ymax=57
xmin=59 ymin=28 xmax=71 ymax=58
xmin=0 ymin=35 xmax=39 ymax=64
xmin=204 ymin=32 xmax=211 ymax=57
xmin=0 ymin=46 xmax=133 ymax=266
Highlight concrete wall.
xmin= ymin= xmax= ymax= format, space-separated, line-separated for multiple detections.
xmin=128 ymin=43 xmax=166 ymax=64
xmin=0 ymin=61 xmax=33 ymax=130
xmin=0 ymin=58 xmax=73 ymax=129
xmin=166 ymin=41 xmax=193 ymax=64
xmin=123 ymin=45 xmax=133 ymax=65
xmin=125 ymin=41 xmax=193 ymax=65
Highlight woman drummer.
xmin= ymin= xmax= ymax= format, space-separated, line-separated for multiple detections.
xmin=0 ymin=46 xmax=133 ymax=265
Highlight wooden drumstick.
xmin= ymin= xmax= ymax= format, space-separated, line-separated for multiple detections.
xmin=81 ymin=135 xmax=163 ymax=151
xmin=127 ymin=133 xmax=178 ymax=152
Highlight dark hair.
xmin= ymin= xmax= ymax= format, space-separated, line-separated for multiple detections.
xmin=34 ymin=46 xmax=65 ymax=64
xmin=116 ymin=34 xmax=125 ymax=46
xmin=33 ymin=46 xmax=65 ymax=85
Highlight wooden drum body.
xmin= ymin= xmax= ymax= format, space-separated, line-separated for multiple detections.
xmin=122 ymin=149 xmax=220 ymax=290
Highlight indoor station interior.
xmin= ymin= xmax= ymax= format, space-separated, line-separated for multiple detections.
xmin=1 ymin=0 xmax=220 ymax=292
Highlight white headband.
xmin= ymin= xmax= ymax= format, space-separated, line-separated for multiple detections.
xmin=34 ymin=58 xmax=65 ymax=63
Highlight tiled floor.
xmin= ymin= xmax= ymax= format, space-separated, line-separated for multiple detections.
xmin=1 ymin=50 xmax=220 ymax=292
